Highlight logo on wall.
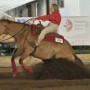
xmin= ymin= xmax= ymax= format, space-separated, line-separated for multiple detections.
xmin=63 ymin=19 xmax=73 ymax=32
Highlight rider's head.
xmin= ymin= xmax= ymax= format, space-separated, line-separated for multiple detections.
xmin=51 ymin=4 xmax=59 ymax=13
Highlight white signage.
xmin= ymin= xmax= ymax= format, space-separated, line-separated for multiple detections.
xmin=58 ymin=16 xmax=90 ymax=46
xmin=15 ymin=17 xmax=50 ymax=26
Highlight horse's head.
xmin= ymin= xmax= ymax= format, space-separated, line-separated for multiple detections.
xmin=36 ymin=21 xmax=44 ymax=35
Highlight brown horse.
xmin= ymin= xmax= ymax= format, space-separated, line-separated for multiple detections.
xmin=0 ymin=20 xmax=83 ymax=77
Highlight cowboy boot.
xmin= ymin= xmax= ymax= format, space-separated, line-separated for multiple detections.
xmin=35 ymin=39 xmax=41 ymax=46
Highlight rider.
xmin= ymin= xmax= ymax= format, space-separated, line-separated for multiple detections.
xmin=32 ymin=3 xmax=61 ymax=46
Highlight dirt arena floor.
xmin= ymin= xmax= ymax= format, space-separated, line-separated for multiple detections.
xmin=0 ymin=58 xmax=90 ymax=90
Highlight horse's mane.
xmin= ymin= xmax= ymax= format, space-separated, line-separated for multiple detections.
xmin=0 ymin=19 xmax=30 ymax=26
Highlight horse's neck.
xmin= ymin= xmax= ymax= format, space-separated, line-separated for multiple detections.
xmin=5 ymin=22 xmax=26 ymax=37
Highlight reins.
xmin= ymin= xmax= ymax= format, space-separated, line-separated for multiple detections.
xmin=0 ymin=34 xmax=7 ymax=40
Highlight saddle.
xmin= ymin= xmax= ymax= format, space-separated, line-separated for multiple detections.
xmin=31 ymin=23 xmax=64 ymax=44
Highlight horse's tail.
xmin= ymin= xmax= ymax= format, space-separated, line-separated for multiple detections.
xmin=74 ymin=54 xmax=84 ymax=67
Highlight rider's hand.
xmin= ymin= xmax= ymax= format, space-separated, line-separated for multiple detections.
xmin=31 ymin=18 xmax=36 ymax=21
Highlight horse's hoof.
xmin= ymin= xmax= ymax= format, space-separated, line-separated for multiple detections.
xmin=12 ymin=71 xmax=18 ymax=77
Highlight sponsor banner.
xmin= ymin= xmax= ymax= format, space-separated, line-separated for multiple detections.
xmin=58 ymin=17 xmax=90 ymax=46
xmin=15 ymin=17 xmax=31 ymax=23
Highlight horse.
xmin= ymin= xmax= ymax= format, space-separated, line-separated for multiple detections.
xmin=0 ymin=19 xmax=83 ymax=77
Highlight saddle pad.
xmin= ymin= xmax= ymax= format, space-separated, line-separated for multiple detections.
xmin=44 ymin=36 xmax=64 ymax=44
xmin=31 ymin=28 xmax=64 ymax=44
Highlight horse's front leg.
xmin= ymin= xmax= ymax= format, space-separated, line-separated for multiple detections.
xmin=19 ymin=46 xmax=34 ymax=74
xmin=11 ymin=48 xmax=22 ymax=77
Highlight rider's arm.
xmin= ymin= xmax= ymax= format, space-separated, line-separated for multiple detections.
xmin=35 ymin=13 xmax=54 ymax=21
xmin=35 ymin=11 xmax=61 ymax=25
